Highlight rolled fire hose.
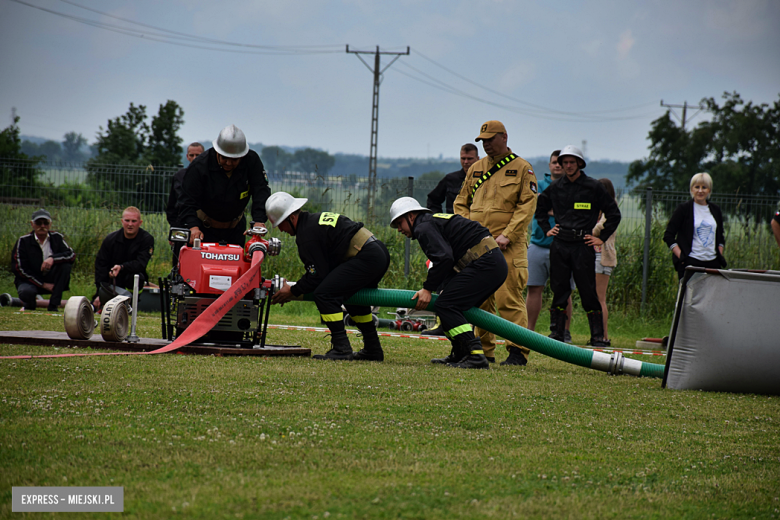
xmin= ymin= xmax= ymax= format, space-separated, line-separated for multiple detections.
xmin=1 ymin=252 xmax=265 ymax=360
xmin=99 ymin=295 xmax=131 ymax=342
xmin=63 ymin=296 xmax=96 ymax=340
xmin=305 ymin=288 xmax=666 ymax=379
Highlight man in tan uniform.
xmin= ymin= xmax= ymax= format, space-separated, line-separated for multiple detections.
xmin=454 ymin=120 xmax=537 ymax=365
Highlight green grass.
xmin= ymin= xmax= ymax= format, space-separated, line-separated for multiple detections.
xmin=1 ymin=306 xmax=777 ymax=519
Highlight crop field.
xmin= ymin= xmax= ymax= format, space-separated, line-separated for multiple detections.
xmin=1 ymin=304 xmax=778 ymax=519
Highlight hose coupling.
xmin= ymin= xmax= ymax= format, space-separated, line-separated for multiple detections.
xmin=608 ymin=351 xmax=624 ymax=375
xmin=266 ymin=237 xmax=282 ymax=256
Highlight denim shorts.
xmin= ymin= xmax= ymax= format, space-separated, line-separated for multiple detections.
xmin=595 ymin=251 xmax=614 ymax=276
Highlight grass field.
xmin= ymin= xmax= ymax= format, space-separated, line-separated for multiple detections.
xmin=1 ymin=304 xmax=778 ymax=519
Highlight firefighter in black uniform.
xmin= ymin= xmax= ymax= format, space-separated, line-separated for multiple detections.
xmin=535 ymin=145 xmax=621 ymax=346
xmin=267 ymin=192 xmax=390 ymax=361
xmin=389 ymin=197 xmax=508 ymax=369
xmin=178 ymin=125 xmax=271 ymax=247
xmin=426 ymin=144 xmax=480 ymax=213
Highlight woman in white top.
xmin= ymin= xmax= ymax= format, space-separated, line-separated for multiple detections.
xmin=663 ymin=172 xmax=727 ymax=280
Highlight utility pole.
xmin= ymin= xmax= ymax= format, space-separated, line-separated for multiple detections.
xmin=346 ymin=44 xmax=410 ymax=219
xmin=660 ymin=100 xmax=705 ymax=130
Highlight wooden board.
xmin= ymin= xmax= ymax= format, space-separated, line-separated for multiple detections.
xmin=0 ymin=331 xmax=310 ymax=357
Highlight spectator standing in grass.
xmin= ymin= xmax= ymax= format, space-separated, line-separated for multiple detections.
xmin=535 ymin=145 xmax=620 ymax=347
xmin=592 ymin=178 xmax=618 ymax=346
xmin=390 ymin=197 xmax=507 ymax=369
xmin=166 ymin=142 xmax=205 ymax=228
xmin=526 ymin=150 xmax=574 ymax=342
xmin=422 ymin=143 xmax=480 ymax=337
xmin=426 ymin=144 xmax=480 ymax=214
xmin=267 ymin=192 xmax=390 ymax=362
xmin=92 ymin=206 xmax=154 ymax=311
xmin=663 ymin=172 xmax=726 ymax=280
xmin=11 ymin=208 xmax=75 ymax=311
xmin=166 ymin=141 xmax=204 ymax=267
xmin=454 ymin=120 xmax=538 ymax=366
xmin=771 ymin=207 xmax=780 ymax=249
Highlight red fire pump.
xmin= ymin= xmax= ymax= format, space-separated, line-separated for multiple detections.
xmin=159 ymin=224 xmax=284 ymax=348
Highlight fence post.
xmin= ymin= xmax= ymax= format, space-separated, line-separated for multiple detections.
xmin=404 ymin=176 xmax=414 ymax=277
xmin=641 ymin=187 xmax=653 ymax=313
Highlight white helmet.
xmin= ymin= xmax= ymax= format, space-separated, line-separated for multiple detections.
xmin=557 ymin=145 xmax=586 ymax=168
xmin=266 ymin=192 xmax=307 ymax=228
xmin=213 ymin=124 xmax=250 ymax=158
xmin=389 ymin=197 xmax=430 ymax=228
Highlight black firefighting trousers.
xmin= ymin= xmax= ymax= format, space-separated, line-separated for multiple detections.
xmin=434 ymin=249 xmax=508 ymax=341
xmin=549 ymin=239 xmax=601 ymax=313
xmin=313 ymin=240 xmax=390 ymax=333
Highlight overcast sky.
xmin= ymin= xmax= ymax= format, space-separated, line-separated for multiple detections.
xmin=1 ymin=0 xmax=778 ymax=163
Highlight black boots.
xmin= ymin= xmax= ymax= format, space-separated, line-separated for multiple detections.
xmin=549 ymin=308 xmax=568 ymax=342
xmin=587 ymin=311 xmax=609 ymax=347
xmin=500 ymin=345 xmax=528 ymax=366
xmin=447 ymin=338 xmax=489 ymax=369
xmin=431 ymin=344 xmax=462 ymax=364
xmin=353 ymin=323 xmax=384 ymax=361
xmin=313 ymin=330 xmax=354 ymax=360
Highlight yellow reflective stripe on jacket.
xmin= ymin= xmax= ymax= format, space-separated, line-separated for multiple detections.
xmin=432 ymin=213 xmax=455 ymax=219
xmin=320 ymin=312 xmax=344 ymax=322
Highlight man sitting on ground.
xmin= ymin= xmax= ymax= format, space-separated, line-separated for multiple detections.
xmin=12 ymin=208 xmax=76 ymax=311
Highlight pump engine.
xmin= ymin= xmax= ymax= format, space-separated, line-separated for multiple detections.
xmin=160 ymin=224 xmax=284 ymax=348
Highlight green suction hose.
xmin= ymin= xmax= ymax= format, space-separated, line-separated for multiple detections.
xmin=303 ymin=288 xmax=665 ymax=379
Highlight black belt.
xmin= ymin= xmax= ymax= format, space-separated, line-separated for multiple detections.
xmin=555 ymin=227 xmax=589 ymax=242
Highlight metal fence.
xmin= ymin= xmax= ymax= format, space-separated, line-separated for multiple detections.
xmin=2 ymin=158 xmax=779 ymax=309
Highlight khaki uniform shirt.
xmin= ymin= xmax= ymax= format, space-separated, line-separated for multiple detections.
xmin=453 ymin=149 xmax=538 ymax=245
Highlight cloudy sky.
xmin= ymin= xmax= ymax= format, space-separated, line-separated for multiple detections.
xmin=1 ymin=0 xmax=778 ymax=163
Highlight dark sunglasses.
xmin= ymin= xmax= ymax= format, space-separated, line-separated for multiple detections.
xmin=34 ymin=219 xmax=51 ymax=226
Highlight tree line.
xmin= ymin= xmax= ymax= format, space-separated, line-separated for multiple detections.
xmin=627 ymin=91 xmax=779 ymax=222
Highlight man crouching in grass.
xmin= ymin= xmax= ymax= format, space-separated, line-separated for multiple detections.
xmin=389 ymin=197 xmax=507 ymax=369
xmin=267 ymin=192 xmax=390 ymax=361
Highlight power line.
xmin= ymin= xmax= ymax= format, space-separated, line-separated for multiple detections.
xmin=414 ymin=50 xmax=657 ymax=117
xmin=391 ymin=63 xmax=658 ymax=123
xmin=660 ymin=100 xmax=706 ymax=129
xmin=9 ymin=0 xmax=344 ymax=55
xmin=346 ymin=45 xmax=410 ymax=218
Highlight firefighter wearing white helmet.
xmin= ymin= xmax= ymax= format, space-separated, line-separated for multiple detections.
xmin=535 ymin=145 xmax=621 ymax=347
xmin=391 ymin=197 xmax=507 ymax=369
xmin=453 ymin=120 xmax=538 ymax=366
xmin=269 ymin=192 xmax=390 ymax=361
xmin=178 ymin=124 xmax=270 ymax=247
